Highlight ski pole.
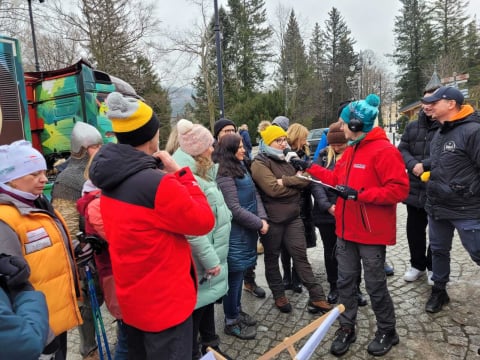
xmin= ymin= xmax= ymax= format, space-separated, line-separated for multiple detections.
xmin=86 ymin=265 xmax=112 ymax=360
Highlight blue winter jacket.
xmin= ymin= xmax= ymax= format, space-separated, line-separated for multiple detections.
xmin=0 ymin=288 xmax=49 ymax=360
xmin=217 ymin=170 xmax=267 ymax=272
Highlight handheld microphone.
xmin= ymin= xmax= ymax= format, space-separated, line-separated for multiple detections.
xmin=283 ymin=148 xmax=299 ymax=163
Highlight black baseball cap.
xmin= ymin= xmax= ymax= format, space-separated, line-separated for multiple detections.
xmin=421 ymin=86 xmax=464 ymax=105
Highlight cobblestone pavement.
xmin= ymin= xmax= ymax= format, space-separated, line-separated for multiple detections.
xmin=67 ymin=204 xmax=480 ymax=360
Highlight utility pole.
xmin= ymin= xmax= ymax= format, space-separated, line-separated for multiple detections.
xmin=213 ymin=0 xmax=225 ymax=118
xmin=27 ymin=0 xmax=44 ymax=72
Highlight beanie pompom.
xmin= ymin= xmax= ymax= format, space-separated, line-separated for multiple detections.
xmin=177 ymin=120 xmax=214 ymax=156
xmin=105 ymin=92 xmax=158 ymax=146
xmin=106 ymin=91 xmax=132 ymax=113
xmin=365 ymin=94 xmax=380 ymax=108
xmin=177 ymin=119 xmax=194 ymax=135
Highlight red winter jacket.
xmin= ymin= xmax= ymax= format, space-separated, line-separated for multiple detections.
xmin=88 ymin=143 xmax=215 ymax=332
xmin=307 ymin=127 xmax=409 ymax=245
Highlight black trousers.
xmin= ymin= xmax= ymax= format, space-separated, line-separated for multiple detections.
xmin=406 ymin=204 xmax=432 ymax=271
xmin=317 ymin=222 xmax=338 ymax=286
xmin=262 ymin=217 xmax=325 ymax=300
xmin=192 ymin=303 xmax=219 ymax=359
xmin=336 ymin=238 xmax=396 ymax=332
xmin=125 ymin=316 xmax=192 ymax=360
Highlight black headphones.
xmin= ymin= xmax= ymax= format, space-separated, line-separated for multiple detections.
xmin=347 ymin=103 xmax=364 ymax=132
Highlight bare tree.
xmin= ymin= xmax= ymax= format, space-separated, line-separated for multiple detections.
xmin=156 ymin=0 xmax=218 ymax=129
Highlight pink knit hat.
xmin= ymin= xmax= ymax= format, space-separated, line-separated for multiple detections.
xmin=177 ymin=119 xmax=214 ymax=156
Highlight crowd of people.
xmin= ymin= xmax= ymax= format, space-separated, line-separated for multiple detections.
xmin=0 ymin=85 xmax=479 ymax=359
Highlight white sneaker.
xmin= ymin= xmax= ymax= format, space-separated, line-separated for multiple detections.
xmin=403 ymin=267 xmax=425 ymax=282
xmin=427 ymin=271 xmax=434 ymax=286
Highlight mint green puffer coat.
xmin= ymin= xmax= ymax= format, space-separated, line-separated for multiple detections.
xmin=173 ymin=148 xmax=231 ymax=308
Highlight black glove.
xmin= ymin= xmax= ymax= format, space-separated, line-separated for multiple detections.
xmin=0 ymin=254 xmax=34 ymax=299
xmin=84 ymin=235 xmax=108 ymax=254
xmin=290 ymin=158 xmax=312 ymax=171
xmin=335 ymin=185 xmax=358 ymax=200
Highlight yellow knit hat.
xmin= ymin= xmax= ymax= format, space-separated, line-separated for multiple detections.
xmin=260 ymin=125 xmax=288 ymax=145
xmin=105 ymin=92 xmax=159 ymax=146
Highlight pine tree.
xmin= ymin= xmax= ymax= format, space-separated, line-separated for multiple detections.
xmin=307 ymin=22 xmax=327 ymax=127
xmin=393 ymin=0 xmax=430 ymax=106
xmin=322 ymin=7 xmax=356 ymax=124
xmin=279 ymin=10 xmax=310 ymax=122
xmin=225 ymin=0 xmax=272 ymax=97
xmin=430 ymin=0 xmax=469 ymax=58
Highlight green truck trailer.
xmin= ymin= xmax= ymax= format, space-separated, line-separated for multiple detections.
xmin=0 ymin=34 xmax=136 ymax=169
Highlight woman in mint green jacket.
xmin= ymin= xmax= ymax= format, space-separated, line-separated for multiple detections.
xmin=173 ymin=119 xmax=231 ymax=359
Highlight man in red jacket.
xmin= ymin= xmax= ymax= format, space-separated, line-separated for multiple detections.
xmin=290 ymin=94 xmax=409 ymax=357
xmin=89 ymin=92 xmax=215 ymax=360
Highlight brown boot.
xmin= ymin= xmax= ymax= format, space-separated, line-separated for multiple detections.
xmin=275 ymin=296 xmax=292 ymax=313
xmin=307 ymin=299 xmax=333 ymax=314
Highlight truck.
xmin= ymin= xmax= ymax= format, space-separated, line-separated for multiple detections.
xmin=0 ymin=34 xmax=137 ymax=169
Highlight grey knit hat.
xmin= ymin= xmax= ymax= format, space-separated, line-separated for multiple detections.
xmin=272 ymin=116 xmax=290 ymax=131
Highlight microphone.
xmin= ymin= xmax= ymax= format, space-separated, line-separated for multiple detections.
xmin=283 ymin=148 xmax=299 ymax=163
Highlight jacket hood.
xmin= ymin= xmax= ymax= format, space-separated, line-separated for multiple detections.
xmin=173 ymin=147 xmax=218 ymax=181
xmin=76 ymin=189 xmax=100 ymax=217
xmin=440 ymin=106 xmax=479 ymax=133
xmin=89 ymin=143 xmax=158 ymax=191
xmin=450 ymin=104 xmax=475 ymax=122
xmin=359 ymin=126 xmax=389 ymax=144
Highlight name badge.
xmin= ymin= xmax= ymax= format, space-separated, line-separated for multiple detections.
xmin=25 ymin=227 xmax=53 ymax=254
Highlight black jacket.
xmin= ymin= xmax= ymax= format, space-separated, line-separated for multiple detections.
xmin=398 ymin=110 xmax=440 ymax=208
xmin=425 ymin=107 xmax=480 ymax=219
xmin=311 ymin=148 xmax=337 ymax=226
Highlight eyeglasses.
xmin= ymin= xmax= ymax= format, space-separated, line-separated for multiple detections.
xmin=274 ymin=137 xmax=288 ymax=144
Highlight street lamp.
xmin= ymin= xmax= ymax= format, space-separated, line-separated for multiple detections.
xmin=213 ymin=0 xmax=225 ymax=118
xmin=27 ymin=0 xmax=44 ymax=72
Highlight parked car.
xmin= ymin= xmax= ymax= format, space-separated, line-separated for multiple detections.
xmin=307 ymin=128 xmax=328 ymax=154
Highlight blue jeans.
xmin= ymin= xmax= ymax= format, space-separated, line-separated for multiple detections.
xmin=114 ymin=320 xmax=128 ymax=360
xmin=428 ymin=217 xmax=480 ymax=286
xmin=223 ymin=270 xmax=244 ymax=322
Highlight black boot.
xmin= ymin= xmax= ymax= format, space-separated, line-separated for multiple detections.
xmin=330 ymin=326 xmax=356 ymax=356
xmin=425 ymin=286 xmax=449 ymax=313
xmin=367 ymin=329 xmax=399 ymax=356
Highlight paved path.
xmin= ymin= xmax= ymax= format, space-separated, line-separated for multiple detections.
xmin=67 ymin=204 xmax=480 ymax=360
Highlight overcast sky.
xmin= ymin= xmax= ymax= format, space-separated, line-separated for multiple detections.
xmin=157 ymin=0 xmax=480 ymax=87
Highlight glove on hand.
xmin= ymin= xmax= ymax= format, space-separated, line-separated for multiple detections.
xmin=0 ymin=254 xmax=31 ymax=287
xmin=74 ymin=242 xmax=94 ymax=267
xmin=335 ymin=185 xmax=358 ymax=200
xmin=0 ymin=254 xmax=34 ymax=299
xmin=290 ymin=158 xmax=312 ymax=171
xmin=84 ymin=235 xmax=108 ymax=255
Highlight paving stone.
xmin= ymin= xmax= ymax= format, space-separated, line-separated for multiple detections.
xmin=67 ymin=204 xmax=480 ymax=360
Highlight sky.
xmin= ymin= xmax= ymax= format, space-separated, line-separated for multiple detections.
xmin=157 ymin=0 xmax=480 ymax=88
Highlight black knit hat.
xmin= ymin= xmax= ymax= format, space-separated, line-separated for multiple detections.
xmin=213 ymin=118 xmax=237 ymax=139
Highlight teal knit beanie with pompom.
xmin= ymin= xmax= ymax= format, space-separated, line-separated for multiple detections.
xmin=340 ymin=93 xmax=380 ymax=133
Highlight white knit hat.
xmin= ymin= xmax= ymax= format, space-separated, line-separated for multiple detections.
xmin=0 ymin=140 xmax=47 ymax=183
xmin=177 ymin=119 xmax=214 ymax=156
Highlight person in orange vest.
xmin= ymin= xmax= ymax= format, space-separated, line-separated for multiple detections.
xmin=0 ymin=140 xmax=83 ymax=360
